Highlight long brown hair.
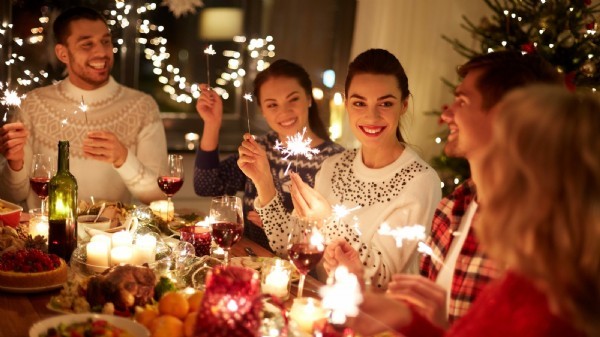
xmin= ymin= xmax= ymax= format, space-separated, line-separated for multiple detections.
xmin=253 ymin=59 xmax=330 ymax=141
xmin=478 ymin=85 xmax=600 ymax=336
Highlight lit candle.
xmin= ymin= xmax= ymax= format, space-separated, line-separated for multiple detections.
xmin=29 ymin=215 xmax=49 ymax=239
xmin=111 ymin=231 xmax=133 ymax=247
xmin=90 ymin=234 xmax=111 ymax=247
xmin=288 ymin=297 xmax=326 ymax=333
xmin=110 ymin=246 xmax=133 ymax=266
xmin=261 ymin=260 xmax=291 ymax=299
xmin=86 ymin=241 xmax=110 ymax=272
xmin=133 ymin=235 xmax=157 ymax=265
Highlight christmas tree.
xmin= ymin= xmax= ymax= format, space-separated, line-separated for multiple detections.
xmin=435 ymin=0 xmax=600 ymax=195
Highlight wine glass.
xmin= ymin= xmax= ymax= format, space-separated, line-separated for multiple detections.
xmin=209 ymin=196 xmax=244 ymax=265
xmin=157 ymin=154 xmax=184 ymax=221
xmin=287 ymin=216 xmax=326 ymax=297
xmin=29 ymin=154 xmax=55 ymax=215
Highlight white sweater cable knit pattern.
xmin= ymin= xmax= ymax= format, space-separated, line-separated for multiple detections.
xmin=0 ymin=77 xmax=167 ymax=208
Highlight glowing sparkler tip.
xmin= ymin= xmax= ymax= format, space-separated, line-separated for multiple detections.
xmin=204 ymin=44 xmax=216 ymax=55
xmin=243 ymin=93 xmax=253 ymax=102
xmin=1 ymin=89 xmax=25 ymax=107
xmin=378 ymin=223 xmax=426 ymax=248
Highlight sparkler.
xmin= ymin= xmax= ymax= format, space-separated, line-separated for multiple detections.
xmin=204 ymin=44 xmax=216 ymax=87
xmin=319 ymin=266 xmax=363 ymax=325
xmin=79 ymin=95 xmax=89 ymax=126
xmin=332 ymin=204 xmax=361 ymax=220
xmin=243 ymin=93 xmax=252 ymax=134
xmin=417 ymin=241 xmax=444 ymax=265
xmin=377 ymin=223 xmax=426 ymax=247
xmin=274 ymin=127 xmax=320 ymax=175
xmin=0 ymin=85 xmax=26 ymax=123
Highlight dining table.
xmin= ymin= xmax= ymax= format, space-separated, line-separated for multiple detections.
xmin=0 ymin=237 xmax=324 ymax=337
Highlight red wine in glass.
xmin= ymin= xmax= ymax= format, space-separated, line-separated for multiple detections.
xmin=211 ymin=221 xmax=243 ymax=249
xmin=288 ymin=243 xmax=325 ymax=275
xmin=157 ymin=176 xmax=184 ymax=196
xmin=30 ymin=177 xmax=50 ymax=198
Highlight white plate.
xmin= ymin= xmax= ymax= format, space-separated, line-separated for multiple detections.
xmin=0 ymin=283 xmax=63 ymax=294
xmin=29 ymin=313 xmax=149 ymax=337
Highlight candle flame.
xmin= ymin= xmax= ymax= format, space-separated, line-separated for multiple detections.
xmin=378 ymin=223 xmax=426 ymax=247
xmin=274 ymin=127 xmax=320 ymax=175
xmin=226 ymin=299 xmax=239 ymax=312
xmin=319 ymin=266 xmax=363 ymax=325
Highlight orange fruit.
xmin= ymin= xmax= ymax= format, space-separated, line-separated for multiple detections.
xmin=183 ymin=311 xmax=198 ymax=337
xmin=158 ymin=292 xmax=189 ymax=319
xmin=135 ymin=308 xmax=159 ymax=329
xmin=187 ymin=291 xmax=204 ymax=312
xmin=150 ymin=315 xmax=183 ymax=337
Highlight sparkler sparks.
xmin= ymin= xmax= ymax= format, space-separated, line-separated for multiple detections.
xmin=332 ymin=204 xmax=361 ymax=220
xmin=1 ymin=86 xmax=26 ymax=123
xmin=274 ymin=127 xmax=320 ymax=175
xmin=417 ymin=241 xmax=444 ymax=265
xmin=204 ymin=44 xmax=216 ymax=86
xmin=79 ymin=96 xmax=89 ymax=126
xmin=243 ymin=93 xmax=252 ymax=134
xmin=319 ymin=266 xmax=363 ymax=325
xmin=378 ymin=223 xmax=426 ymax=247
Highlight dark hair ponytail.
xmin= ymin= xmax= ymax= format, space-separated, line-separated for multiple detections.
xmin=344 ymin=49 xmax=410 ymax=142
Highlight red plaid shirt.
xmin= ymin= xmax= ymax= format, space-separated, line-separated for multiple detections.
xmin=420 ymin=179 xmax=501 ymax=323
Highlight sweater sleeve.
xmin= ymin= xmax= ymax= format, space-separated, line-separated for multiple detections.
xmin=115 ymin=118 xmax=168 ymax=204
xmin=193 ymin=149 xmax=247 ymax=197
xmin=254 ymin=192 xmax=292 ymax=257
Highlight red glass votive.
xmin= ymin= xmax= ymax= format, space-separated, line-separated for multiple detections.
xmin=180 ymin=225 xmax=212 ymax=257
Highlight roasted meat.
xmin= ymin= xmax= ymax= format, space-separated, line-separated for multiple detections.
xmin=86 ymin=264 xmax=156 ymax=312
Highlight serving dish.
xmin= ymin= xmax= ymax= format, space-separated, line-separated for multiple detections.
xmin=29 ymin=313 xmax=149 ymax=337
xmin=0 ymin=199 xmax=23 ymax=227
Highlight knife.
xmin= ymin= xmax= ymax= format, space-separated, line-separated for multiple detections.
xmin=244 ymin=246 xmax=258 ymax=259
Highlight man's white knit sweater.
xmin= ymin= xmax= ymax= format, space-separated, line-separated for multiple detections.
xmin=0 ymin=76 xmax=167 ymax=208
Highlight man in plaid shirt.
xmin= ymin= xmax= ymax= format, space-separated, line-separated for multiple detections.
xmin=387 ymin=51 xmax=562 ymax=330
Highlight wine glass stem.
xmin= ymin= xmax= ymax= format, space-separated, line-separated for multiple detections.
xmin=40 ymin=198 xmax=46 ymax=216
xmin=166 ymin=196 xmax=172 ymax=221
xmin=298 ymin=274 xmax=306 ymax=298
xmin=223 ymin=249 xmax=229 ymax=266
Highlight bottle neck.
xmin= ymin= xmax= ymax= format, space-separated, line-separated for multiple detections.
xmin=57 ymin=140 xmax=70 ymax=172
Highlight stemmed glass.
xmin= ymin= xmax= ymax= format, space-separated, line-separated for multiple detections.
xmin=29 ymin=154 xmax=55 ymax=215
xmin=209 ymin=196 xmax=244 ymax=265
xmin=287 ymin=216 xmax=326 ymax=298
xmin=157 ymin=154 xmax=184 ymax=221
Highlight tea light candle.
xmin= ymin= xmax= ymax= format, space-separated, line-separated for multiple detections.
xmin=29 ymin=216 xmax=49 ymax=239
xmin=289 ymin=297 xmax=326 ymax=333
xmin=110 ymin=246 xmax=133 ymax=266
xmin=112 ymin=231 xmax=133 ymax=247
xmin=90 ymin=234 xmax=111 ymax=247
xmin=133 ymin=234 xmax=157 ymax=265
xmin=86 ymin=240 xmax=110 ymax=272
xmin=261 ymin=260 xmax=291 ymax=298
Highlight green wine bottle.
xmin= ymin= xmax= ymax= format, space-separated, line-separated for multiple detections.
xmin=47 ymin=140 xmax=78 ymax=262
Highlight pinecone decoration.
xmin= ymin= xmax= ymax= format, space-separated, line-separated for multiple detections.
xmin=25 ymin=234 xmax=48 ymax=253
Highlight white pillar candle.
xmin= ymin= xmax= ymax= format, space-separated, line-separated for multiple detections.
xmin=261 ymin=260 xmax=291 ymax=298
xmin=288 ymin=298 xmax=326 ymax=333
xmin=29 ymin=216 xmax=49 ymax=239
xmin=110 ymin=246 xmax=133 ymax=266
xmin=91 ymin=234 xmax=111 ymax=246
xmin=86 ymin=241 xmax=110 ymax=272
xmin=133 ymin=235 xmax=157 ymax=265
xmin=111 ymin=231 xmax=133 ymax=247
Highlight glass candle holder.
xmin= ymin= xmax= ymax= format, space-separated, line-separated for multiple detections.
xmin=288 ymin=297 xmax=327 ymax=334
xmin=180 ymin=225 xmax=212 ymax=257
xmin=28 ymin=208 xmax=49 ymax=239
xmin=261 ymin=258 xmax=292 ymax=300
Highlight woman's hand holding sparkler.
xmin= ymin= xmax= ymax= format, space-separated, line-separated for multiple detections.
xmin=196 ymin=83 xmax=223 ymax=151
xmin=237 ymin=133 xmax=276 ymax=207
xmin=0 ymin=122 xmax=28 ymax=171
xmin=323 ymin=238 xmax=363 ymax=278
xmin=386 ymin=274 xmax=449 ymax=329
xmin=289 ymin=171 xmax=332 ymax=219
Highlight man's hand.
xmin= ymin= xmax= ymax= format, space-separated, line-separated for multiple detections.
xmin=82 ymin=131 xmax=128 ymax=168
xmin=0 ymin=122 xmax=28 ymax=171
xmin=289 ymin=172 xmax=331 ymax=219
xmin=386 ymin=274 xmax=449 ymax=329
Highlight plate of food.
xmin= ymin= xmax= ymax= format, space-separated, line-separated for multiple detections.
xmin=29 ymin=313 xmax=149 ymax=337
xmin=229 ymin=256 xmax=300 ymax=281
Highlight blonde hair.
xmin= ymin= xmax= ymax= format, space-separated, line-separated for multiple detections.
xmin=477 ymin=85 xmax=600 ymax=336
